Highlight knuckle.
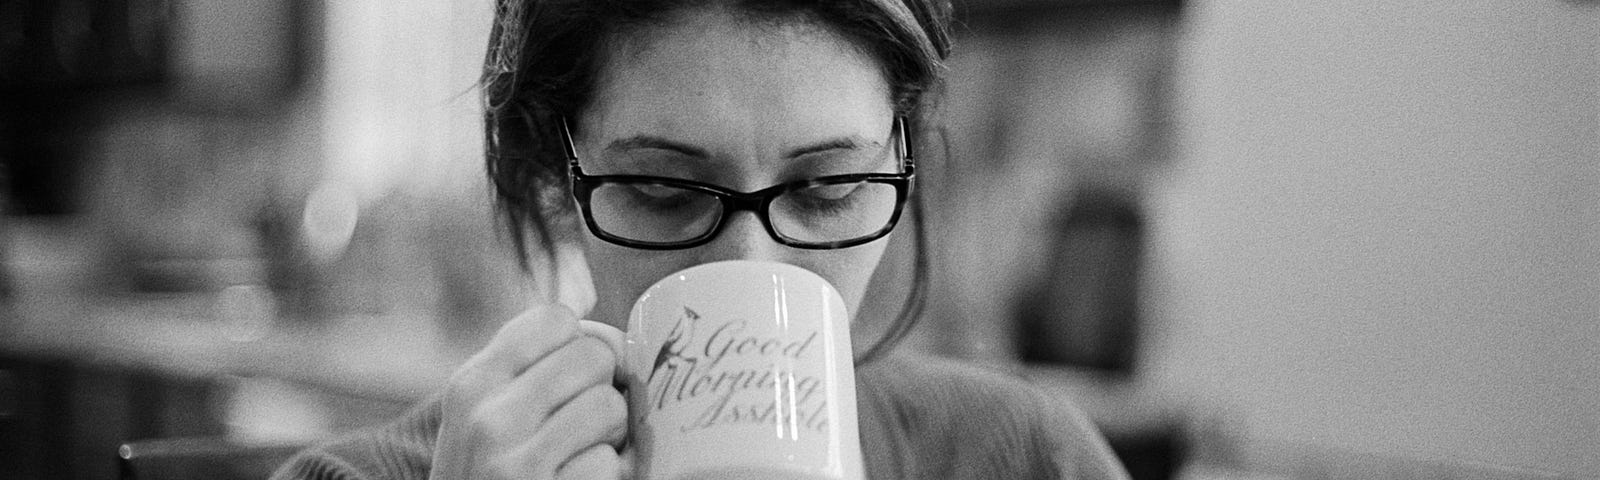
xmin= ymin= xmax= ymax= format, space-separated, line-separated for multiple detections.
xmin=495 ymin=306 xmax=579 ymax=351
xmin=465 ymin=399 xmax=512 ymax=438
xmin=546 ymin=338 xmax=613 ymax=388
xmin=516 ymin=438 xmax=564 ymax=478
xmin=578 ymin=320 xmax=624 ymax=351
xmin=578 ymin=335 xmax=617 ymax=360
xmin=491 ymin=449 xmax=548 ymax=480
xmin=596 ymin=387 xmax=627 ymax=417
xmin=559 ymin=446 xmax=620 ymax=480
xmin=464 ymin=409 xmax=495 ymax=436
xmin=571 ymin=387 xmax=628 ymax=443
xmin=573 ymin=337 xmax=617 ymax=374
xmin=565 ymin=386 xmax=605 ymax=414
xmin=443 ymin=371 xmax=495 ymax=413
xmin=598 ymin=397 xmax=629 ymax=446
xmin=525 ymin=304 xmax=581 ymax=337
xmin=447 ymin=364 xmax=492 ymax=394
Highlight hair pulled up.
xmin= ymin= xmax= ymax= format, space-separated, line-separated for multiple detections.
xmin=481 ymin=0 xmax=952 ymax=362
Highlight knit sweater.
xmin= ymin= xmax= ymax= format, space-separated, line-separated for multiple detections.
xmin=270 ymin=353 xmax=1130 ymax=480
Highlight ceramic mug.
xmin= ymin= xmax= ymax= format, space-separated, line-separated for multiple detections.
xmin=623 ymin=260 xmax=863 ymax=480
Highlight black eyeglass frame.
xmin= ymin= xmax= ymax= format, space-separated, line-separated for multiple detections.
xmin=562 ymin=117 xmax=915 ymax=250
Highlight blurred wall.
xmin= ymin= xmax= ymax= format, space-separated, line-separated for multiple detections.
xmin=910 ymin=4 xmax=1176 ymax=365
xmin=1146 ymin=0 xmax=1598 ymax=475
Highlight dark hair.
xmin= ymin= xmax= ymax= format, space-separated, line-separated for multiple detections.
xmin=481 ymin=0 xmax=952 ymax=362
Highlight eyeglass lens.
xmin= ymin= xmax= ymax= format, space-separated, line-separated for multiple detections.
xmin=586 ymin=179 xmax=899 ymax=245
xmin=770 ymin=181 xmax=898 ymax=243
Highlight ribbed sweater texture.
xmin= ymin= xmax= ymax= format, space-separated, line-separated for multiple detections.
xmin=271 ymin=354 xmax=1129 ymax=480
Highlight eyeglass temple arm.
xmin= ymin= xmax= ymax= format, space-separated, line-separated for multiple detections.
xmin=560 ymin=116 xmax=580 ymax=168
xmin=896 ymin=116 xmax=915 ymax=175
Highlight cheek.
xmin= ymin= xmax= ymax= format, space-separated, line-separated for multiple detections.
xmin=583 ymin=240 xmax=700 ymax=327
xmin=795 ymin=242 xmax=890 ymax=320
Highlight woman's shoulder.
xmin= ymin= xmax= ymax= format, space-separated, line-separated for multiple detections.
xmin=857 ymin=352 xmax=1078 ymax=423
xmin=855 ymin=353 xmax=1129 ymax=480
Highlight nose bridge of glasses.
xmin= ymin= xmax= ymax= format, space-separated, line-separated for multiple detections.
xmin=714 ymin=188 xmax=781 ymax=244
xmin=719 ymin=188 xmax=771 ymax=215
xmin=706 ymin=203 xmax=786 ymax=260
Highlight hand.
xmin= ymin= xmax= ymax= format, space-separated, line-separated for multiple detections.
xmin=431 ymin=305 xmax=630 ymax=480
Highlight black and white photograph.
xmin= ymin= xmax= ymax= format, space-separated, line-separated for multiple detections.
xmin=1 ymin=1 xmax=1595 ymax=479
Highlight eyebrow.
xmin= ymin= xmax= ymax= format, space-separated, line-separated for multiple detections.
xmin=604 ymin=136 xmax=709 ymax=158
xmin=603 ymin=135 xmax=878 ymax=160
xmin=787 ymin=137 xmax=876 ymax=159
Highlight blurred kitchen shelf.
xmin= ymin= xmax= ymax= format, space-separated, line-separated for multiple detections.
xmin=1 ymin=290 xmax=464 ymax=403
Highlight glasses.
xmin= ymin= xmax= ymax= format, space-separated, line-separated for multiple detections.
xmin=562 ymin=117 xmax=914 ymax=250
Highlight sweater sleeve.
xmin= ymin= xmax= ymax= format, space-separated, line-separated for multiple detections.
xmin=269 ymin=395 xmax=443 ymax=480
xmin=1024 ymin=380 xmax=1131 ymax=480
xmin=856 ymin=354 xmax=1130 ymax=480
xmin=270 ymin=357 xmax=1127 ymax=480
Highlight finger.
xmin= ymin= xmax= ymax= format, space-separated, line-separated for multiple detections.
xmin=554 ymin=242 xmax=597 ymax=317
xmin=617 ymin=446 xmax=635 ymax=480
xmin=498 ymin=334 xmax=617 ymax=422
xmin=533 ymin=383 xmax=629 ymax=458
xmin=473 ymin=304 xmax=581 ymax=377
xmin=557 ymin=444 xmax=621 ymax=480
xmin=579 ymin=320 xmax=627 ymax=384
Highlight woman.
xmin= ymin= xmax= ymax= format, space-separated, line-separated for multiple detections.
xmin=275 ymin=1 xmax=1129 ymax=479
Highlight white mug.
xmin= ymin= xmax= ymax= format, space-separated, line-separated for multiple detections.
xmin=623 ymin=260 xmax=863 ymax=480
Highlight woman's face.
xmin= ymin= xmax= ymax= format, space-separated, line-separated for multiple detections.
xmin=572 ymin=8 xmax=899 ymax=329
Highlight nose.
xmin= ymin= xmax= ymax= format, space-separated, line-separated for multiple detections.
xmin=699 ymin=210 xmax=785 ymax=264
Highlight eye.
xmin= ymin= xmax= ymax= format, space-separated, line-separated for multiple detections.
xmin=769 ymin=180 xmax=900 ymax=238
xmin=629 ymin=183 xmax=686 ymax=200
xmin=802 ymin=182 xmax=863 ymax=201
xmin=784 ymin=181 xmax=873 ymax=216
xmin=610 ymin=182 xmax=706 ymax=212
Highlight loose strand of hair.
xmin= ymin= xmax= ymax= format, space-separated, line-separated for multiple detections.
xmin=855 ymin=117 xmax=939 ymax=364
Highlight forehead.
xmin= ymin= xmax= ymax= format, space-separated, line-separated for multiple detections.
xmin=579 ymin=7 xmax=894 ymax=148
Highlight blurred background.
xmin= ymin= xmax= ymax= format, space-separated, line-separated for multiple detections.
xmin=0 ymin=0 xmax=1595 ymax=479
